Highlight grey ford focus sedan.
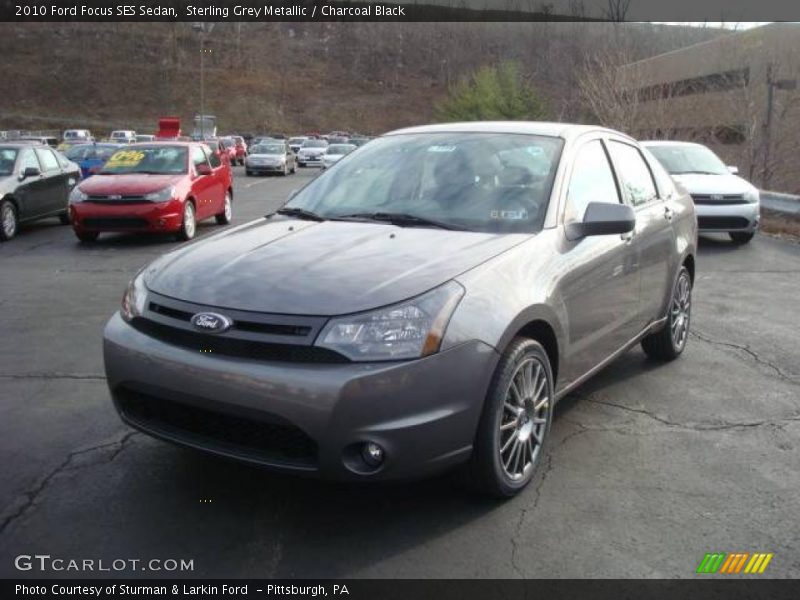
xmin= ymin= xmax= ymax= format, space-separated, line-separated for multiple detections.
xmin=104 ymin=122 xmax=697 ymax=497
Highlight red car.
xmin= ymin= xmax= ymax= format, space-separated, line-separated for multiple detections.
xmin=232 ymin=136 xmax=248 ymax=165
xmin=69 ymin=142 xmax=233 ymax=242
xmin=219 ymin=137 xmax=239 ymax=166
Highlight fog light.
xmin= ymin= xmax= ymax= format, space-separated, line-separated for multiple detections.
xmin=361 ymin=442 xmax=385 ymax=467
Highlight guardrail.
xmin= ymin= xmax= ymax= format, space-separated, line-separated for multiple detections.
xmin=761 ymin=191 xmax=800 ymax=216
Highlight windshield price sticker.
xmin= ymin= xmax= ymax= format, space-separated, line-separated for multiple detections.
xmin=106 ymin=150 xmax=145 ymax=168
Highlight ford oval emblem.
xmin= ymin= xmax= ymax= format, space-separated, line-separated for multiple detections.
xmin=190 ymin=312 xmax=233 ymax=334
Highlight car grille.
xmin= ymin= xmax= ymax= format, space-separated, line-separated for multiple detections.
xmin=691 ymin=194 xmax=748 ymax=205
xmin=86 ymin=195 xmax=149 ymax=204
xmin=697 ymin=216 xmax=751 ymax=230
xmin=116 ymin=386 xmax=318 ymax=467
xmin=82 ymin=217 xmax=149 ymax=228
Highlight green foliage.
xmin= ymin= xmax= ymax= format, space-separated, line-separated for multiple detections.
xmin=435 ymin=62 xmax=549 ymax=122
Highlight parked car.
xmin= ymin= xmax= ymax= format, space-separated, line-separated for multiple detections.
xmin=296 ymin=139 xmax=329 ymax=167
xmin=348 ymin=137 xmax=370 ymax=147
xmin=218 ymin=137 xmax=239 ymax=165
xmin=64 ymin=143 xmax=125 ymax=179
xmin=642 ymin=140 xmax=759 ymax=244
xmin=110 ymin=130 xmax=137 ymax=144
xmin=321 ymin=143 xmax=357 ymax=169
xmin=19 ymin=136 xmax=59 ymax=148
xmin=232 ymin=136 xmax=248 ymax=165
xmin=136 ymin=135 xmax=156 ymax=143
xmin=287 ymin=136 xmax=308 ymax=154
xmin=69 ymin=142 xmax=233 ymax=242
xmin=245 ymin=142 xmax=296 ymax=176
xmin=63 ymin=129 xmax=93 ymax=143
xmin=0 ymin=143 xmax=81 ymax=240
xmin=103 ymin=122 xmax=697 ymax=496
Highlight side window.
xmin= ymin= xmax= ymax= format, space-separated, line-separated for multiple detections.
xmin=191 ymin=146 xmax=208 ymax=169
xmin=564 ymin=140 xmax=620 ymax=223
xmin=641 ymin=147 xmax=676 ymax=199
xmin=18 ymin=149 xmax=41 ymax=173
xmin=35 ymin=148 xmax=60 ymax=172
xmin=607 ymin=142 xmax=658 ymax=207
xmin=206 ymin=145 xmax=221 ymax=168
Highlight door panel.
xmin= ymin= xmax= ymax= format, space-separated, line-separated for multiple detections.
xmin=16 ymin=149 xmax=49 ymax=220
xmin=35 ymin=148 xmax=66 ymax=215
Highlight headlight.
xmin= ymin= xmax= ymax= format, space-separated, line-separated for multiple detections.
xmin=144 ymin=186 xmax=175 ymax=202
xmin=121 ymin=271 xmax=147 ymax=322
xmin=316 ymin=281 xmax=465 ymax=361
xmin=69 ymin=186 xmax=88 ymax=203
xmin=744 ymin=189 xmax=759 ymax=204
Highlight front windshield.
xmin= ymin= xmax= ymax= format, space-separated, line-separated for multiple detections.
xmin=99 ymin=146 xmax=188 ymax=175
xmin=647 ymin=144 xmax=729 ymax=175
xmin=0 ymin=148 xmax=18 ymax=176
xmin=286 ymin=132 xmax=564 ymax=234
xmin=220 ymin=138 xmax=234 ymax=148
xmin=327 ymin=144 xmax=356 ymax=155
xmin=252 ymin=144 xmax=285 ymax=154
xmin=302 ymin=140 xmax=327 ymax=148
xmin=288 ymin=138 xmax=306 ymax=144
xmin=65 ymin=145 xmax=120 ymax=161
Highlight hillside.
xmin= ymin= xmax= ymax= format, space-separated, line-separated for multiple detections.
xmin=0 ymin=21 xmax=724 ymax=136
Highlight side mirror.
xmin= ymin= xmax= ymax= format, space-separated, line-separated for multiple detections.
xmin=20 ymin=166 xmax=41 ymax=180
xmin=196 ymin=163 xmax=212 ymax=176
xmin=566 ymin=202 xmax=636 ymax=241
xmin=727 ymin=165 xmax=739 ymax=174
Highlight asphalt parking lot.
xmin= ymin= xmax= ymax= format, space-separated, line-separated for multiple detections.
xmin=1 ymin=166 xmax=798 ymax=578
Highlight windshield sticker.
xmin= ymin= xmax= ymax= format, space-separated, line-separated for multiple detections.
xmin=105 ymin=150 xmax=145 ymax=168
xmin=490 ymin=209 xmax=529 ymax=220
xmin=427 ymin=145 xmax=457 ymax=153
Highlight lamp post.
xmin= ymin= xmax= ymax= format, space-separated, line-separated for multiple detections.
xmin=192 ymin=23 xmax=215 ymax=139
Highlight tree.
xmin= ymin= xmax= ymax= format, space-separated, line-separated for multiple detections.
xmin=435 ymin=61 xmax=548 ymax=122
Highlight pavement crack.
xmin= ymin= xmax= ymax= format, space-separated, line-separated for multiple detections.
xmin=690 ymin=329 xmax=798 ymax=385
xmin=510 ymin=450 xmax=554 ymax=578
xmin=0 ymin=372 xmax=105 ymax=381
xmin=0 ymin=431 xmax=138 ymax=535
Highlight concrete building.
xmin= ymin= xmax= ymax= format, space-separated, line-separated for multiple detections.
xmin=620 ymin=23 xmax=800 ymax=193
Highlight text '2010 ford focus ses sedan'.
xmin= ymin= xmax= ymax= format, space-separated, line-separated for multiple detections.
xmin=103 ymin=122 xmax=697 ymax=497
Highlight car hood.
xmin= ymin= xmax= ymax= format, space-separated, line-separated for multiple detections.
xmin=671 ymin=173 xmax=757 ymax=195
xmin=299 ymin=147 xmax=326 ymax=153
xmin=77 ymin=173 xmax=184 ymax=195
xmin=249 ymin=153 xmax=284 ymax=159
xmin=145 ymin=218 xmax=528 ymax=315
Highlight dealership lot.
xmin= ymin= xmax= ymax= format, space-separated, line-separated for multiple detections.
xmin=0 ymin=167 xmax=798 ymax=578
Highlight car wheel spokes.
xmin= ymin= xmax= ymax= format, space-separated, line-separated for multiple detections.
xmin=670 ymin=273 xmax=691 ymax=349
xmin=2 ymin=205 xmax=15 ymax=237
xmin=499 ymin=357 xmax=549 ymax=482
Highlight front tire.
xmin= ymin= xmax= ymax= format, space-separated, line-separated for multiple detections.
xmin=59 ymin=211 xmax=70 ymax=225
xmin=216 ymin=192 xmax=232 ymax=225
xmin=74 ymin=230 xmax=98 ymax=243
xmin=641 ymin=266 xmax=692 ymax=361
xmin=730 ymin=231 xmax=755 ymax=245
xmin=177 ymin=201 xmax=196 ymax=241
xmin=468 ymin=338 xmax=554 ymax=498
xmin=0 ymin=199 xmax=19 ymax=241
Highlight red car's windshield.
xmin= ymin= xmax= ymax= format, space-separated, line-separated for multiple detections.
xmin=99 ymin=146 xmax=188 ymax=175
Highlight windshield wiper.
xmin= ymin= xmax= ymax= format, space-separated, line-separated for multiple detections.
xmin=273 ymin=207 xmax=326 ymax=222
xmin=333 ymin=212 xmax=466 ymax=231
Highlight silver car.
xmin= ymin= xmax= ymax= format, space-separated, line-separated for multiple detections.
xmin=104 ymin=122 xmax=697 ymax=497
xmin=321 ymin=143 xmax=357 ymax=169
xmin=296 ymin=139 xmax=328 ymax=167
xmin=643 ymin=141 xmax=759 ymax=244
xmin=245 ymin=142 xmax=296 ymax=176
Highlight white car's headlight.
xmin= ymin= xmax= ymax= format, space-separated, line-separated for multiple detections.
xmin=144 ymin=186 xmax=175 ymax=202
xmin=121 ymin=271 xmax=147 ymax=322
xmin=316 ymin=281 xmax=465 ymax=361
xmin=69 ymin=186 xmax=88 ymax=203
xmin=744 ymin=189 xmax=759 ymax=204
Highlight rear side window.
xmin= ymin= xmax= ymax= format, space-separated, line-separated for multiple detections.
xmin=205 ymin=145 xmax=221 ymax=168
xmin=642 ymin=147 xmax=676 ymax=199
xmin=564 ymin=140 xmax=620 ymax=223
xmin=607 ymin=141 xmax=658 ymax=207
xmin=35 ymin=148 xmax=60 ymax=172
xmin=191 ymin=146 xmax=208 ymax=168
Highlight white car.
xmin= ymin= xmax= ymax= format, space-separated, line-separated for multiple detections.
xmin=287 ymin=136 xmax=309 ymax=154
xmin=296 ymin=139 xmax=329 ymax=167
xmin=643 ymin=141 xmax=760 ymax=244
xmin=110 ymin=130 xmax=137 ymax=144
xmin=321 ymin=143 xmax=357 ymax=169
xmin=63 ymin=129 xmax=93 ymax=143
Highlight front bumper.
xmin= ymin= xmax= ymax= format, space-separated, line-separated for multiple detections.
xmin=246 ymin=163 xmax=285 ymax=173
xmin=71 ymin=199 xmax=184 ymax=233
xmin=695 ymin=201 xmax=759 ymax=233
xmin=298 ymin=155 xmax=323 ymax=165
xmin=103 ymin=313 xmax=498 ymax=481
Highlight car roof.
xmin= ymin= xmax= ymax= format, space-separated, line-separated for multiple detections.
xmin=385 ymin=121 xmax=631 ymax=141
xmin=0 ymin=142 xmax=46 ymax=148
xmin=641 ymin=140 xmax=707 ymax=148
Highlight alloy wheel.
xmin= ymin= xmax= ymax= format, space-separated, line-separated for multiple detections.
xmin=183 ymin=202 xmax=196 ymax=239
xmin=499 ymin=357 xmax=550 ymax=481
xmin=670 ymin=271 xmax=691 ymax=350
xmin=2 ymin=202 xmax=17 ymax=239
xmin=224 ymin=193 xmax=232 ymax=221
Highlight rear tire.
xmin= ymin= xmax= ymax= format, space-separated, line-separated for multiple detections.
xmin=467 ymin=337 xmax=554 ymax=498
xmin=641 ymin=266 xmax=692 ymax=361
xmin=730 ymin=231 xmax=755 ymax=245
xmin=0 ymin=199 xmax=19 ymax=241
xmin=216 ymin=192 xmax=232 ymax=225
xmin=75 ymin=230 xmax=98 ymax=243
xmin=177 ymin=201 xmax=196 ymax=241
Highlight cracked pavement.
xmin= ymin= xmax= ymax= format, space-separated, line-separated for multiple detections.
xmin=1 ymin=169 xmax=799 ymax=578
